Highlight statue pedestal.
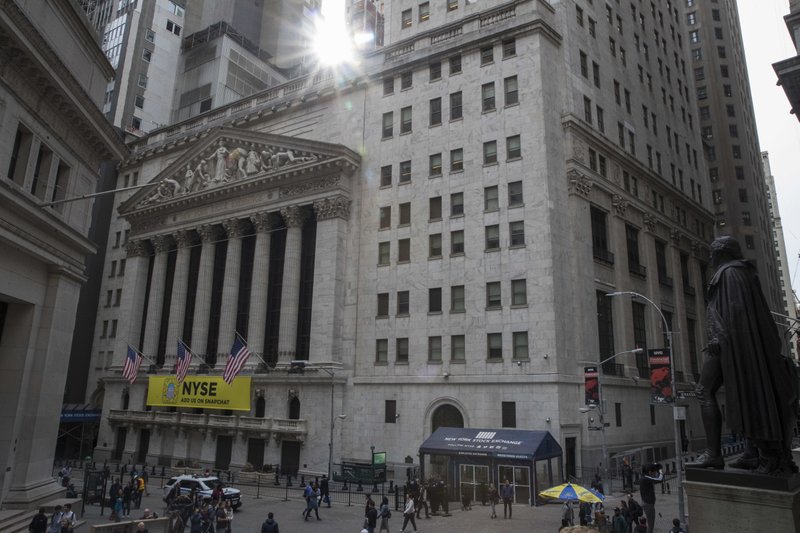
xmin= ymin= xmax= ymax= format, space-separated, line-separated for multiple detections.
xmin=685 ymin=469 xmax=800 ymax=532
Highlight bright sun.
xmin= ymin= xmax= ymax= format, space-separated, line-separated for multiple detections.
xmin=312 ymin=0 xmax=356 ymax=66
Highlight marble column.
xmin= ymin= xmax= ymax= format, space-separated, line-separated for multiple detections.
xmin=247 ymin=212 xmax=272 ymax=358
xmin=217 ymin=218 xmax=244 ymax=355
xmin=192 ymin=225 xmax=218 ymax=362
xmin=278 ymin=205 xmax=307 ymax=361
xmin=164 ymin=229 xmax=194 ymax=367
xmin=114 ymin=240 xmax=151 ymax=361
xmin=309 ymin=195 xmax=350 ymax=363
xmin=142 ymin=235 xmax=173 ymax=362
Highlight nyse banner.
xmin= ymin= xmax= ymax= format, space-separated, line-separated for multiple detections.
xmin=648 ymin=349 xmax=673 ymax=404
xmin=147 ymin=376 xmax=251 ymax=411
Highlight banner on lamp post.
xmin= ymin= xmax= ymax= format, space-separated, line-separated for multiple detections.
xmin=648 ymin=349 xmax=673 ymax=404
xmin=584 ymin=366 xmax=599 ymax=406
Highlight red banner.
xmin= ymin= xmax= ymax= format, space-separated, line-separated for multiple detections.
xmin=648 ymin=349 xmax=673 ymax=404
xmin=584 ymin=366 xmax=599 ymax=406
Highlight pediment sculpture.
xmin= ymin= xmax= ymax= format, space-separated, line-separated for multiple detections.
xmin=139 ymin=139 xmax=320 ymax=207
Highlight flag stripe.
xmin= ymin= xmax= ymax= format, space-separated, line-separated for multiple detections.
xmin=223 ymin=335 xmax=250 ymax=384
xmin=176 ymin=340 xmax=193 ymax=383
xmin=122 ymin=345 xmax=143 ymax=384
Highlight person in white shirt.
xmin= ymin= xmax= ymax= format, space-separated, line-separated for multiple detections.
xmin=400 ymin=493 xmax=417 ymax=533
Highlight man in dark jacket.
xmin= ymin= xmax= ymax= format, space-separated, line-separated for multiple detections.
xmin=261 ymin=512 xmax=279 ymax=533
xmin=28 ymin=507 xmax=48 ymax=533
xmin=320 ymin=475 xmax=330 ymax=507
xmin=639 ymin=463 xmax=663 ymax=533
xmin=690 ymin=236 xmax=799 ymax=474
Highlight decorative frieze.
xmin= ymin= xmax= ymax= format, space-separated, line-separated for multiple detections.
xmin=125 ymin=240 xmax=149 ymax=257
xmin=173 ymin=229 xmax=194 ymax=248
xmin=196 ymin=224 xmax=218 ymax=243
xmin=313 ymin=195 xmax=351 ymax=221
xmin=250 ymin=212 xmax=273 ymax=232
xmin=280 ymin=175 xmax=341 ymax=199
xmin=567 ymin=169 xmax=593 ymax=198
xmin=670 ymin=228 xmax=683 ymax=246
xmin=643 ymin=213 xmax=657 ymax=233
xmin=222 ymin=218 xmax=245 ymax=239
xmin=280 ymin=205 xmax=308 ymax=228
xmin=151 ymin=234 xmax=174 ymax=254
xmin=611 ymin=194 xmax=628 ymax=217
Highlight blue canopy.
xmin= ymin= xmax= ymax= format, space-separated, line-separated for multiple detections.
xmin=419 ymin=427 xmax=562 ymax=461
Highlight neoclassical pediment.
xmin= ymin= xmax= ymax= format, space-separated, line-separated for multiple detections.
xmin=119 ymin=128 xmax=360 ymax=218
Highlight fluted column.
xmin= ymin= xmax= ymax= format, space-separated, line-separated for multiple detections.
xmin=278 ymin=205 xmax=307 ymax=361
xmin=142 ymin=235 xmax=173 ymax=362
xmin=217 ymin=218 xmax=244 ymax=355
xmin=247 ymin=212 xmax=272 ymax=357
xmin=114 ymin=240 xmax=151 ymax=361
xmin=192 ymin=225 xmax=218 ymax=362
xmin=164 ymin=230 xmax=194 ymax=367
xmin=310 ymin=196 xmax=350 ymax=363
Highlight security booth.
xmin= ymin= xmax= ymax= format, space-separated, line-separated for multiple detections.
xmin=419 ymin=428 xmax=562 ymax=506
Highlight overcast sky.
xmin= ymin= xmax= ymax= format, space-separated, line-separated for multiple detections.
xmin=736 ymin=0 xmax=800 ymax=303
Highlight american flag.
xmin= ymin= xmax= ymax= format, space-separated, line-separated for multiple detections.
xmin=176 ymin=340 xmax=193 ymax=383
xmin=122 ymin=345 xmax=143 ymax=384
xmin=223 ymin=334 xmax=250 ymax=384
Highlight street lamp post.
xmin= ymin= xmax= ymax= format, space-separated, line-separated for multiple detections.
xmin=607 ymin=291 xmax=685 ymax=526
xmin=581 ymin=348 xmax=643 ymax=495
xmin=303 ymin=363 xmax=339 ymax=480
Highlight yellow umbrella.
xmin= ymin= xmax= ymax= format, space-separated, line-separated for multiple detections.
xmin=538 ymin=482 xmax=605 ymax=503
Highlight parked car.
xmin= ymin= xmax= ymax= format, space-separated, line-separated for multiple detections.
xmin=163 ymin=475 xmax=242 ymax=509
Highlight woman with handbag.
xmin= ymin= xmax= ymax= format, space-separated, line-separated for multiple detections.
xmin=400 ymin=493 xmax=417 ymax=533
xmin=378 ymin=497 xmax=391 ymax=533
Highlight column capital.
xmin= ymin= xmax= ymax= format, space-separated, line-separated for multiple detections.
xmin=250 ymin=212 xmax=273 ymax=232
xmin=313 ymin=195 xmax=351 ymax=221
xmin=151 ymin=234 xmax=174 ymax=254
xmin=125 ymin=240 xmax=150 ymax=258
xmin=222 ymin=218 xmax=245 ymax=239
xmin=280 ymin=205 xmax=308 ymax=228
xmin=197 ymin=224 xmax=218 ymax=243
xmin=174 ymin=229 xmax=195 ymax=248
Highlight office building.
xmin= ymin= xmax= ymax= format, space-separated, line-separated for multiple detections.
xmin=773 ymin=0 xmax=800 ymax=121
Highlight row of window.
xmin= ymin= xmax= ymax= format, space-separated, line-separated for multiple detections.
xmin=375 ymin=331 xmax=530 ymax=364
xmin=378 ymin=183 xmax=523 ymax=230
xmin=105 ymin=289 xmax=123 ymax=308
xmin=6 ymin=124 xmax=71 ymax=212
xmin=381 ymin=77 xmax=519 ymax=137
xmin=100 ymin=318 xmax=119 ymax=339
xmin=400 ymin=0 xmax=459 ymax=29
xmin=378 ymin=221 xmax=525 ymax=264
xmin=376 ymin=280 xmax=528 ymax=317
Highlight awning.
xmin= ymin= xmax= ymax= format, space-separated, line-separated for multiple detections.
xmin=60 ymin=404 xmax=102 ymax=423
xmin=419 ymin=427 xmax=562 ymax=461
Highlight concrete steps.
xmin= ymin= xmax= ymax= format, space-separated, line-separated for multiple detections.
xmin=0 ymin=497 xmax=84 ymax=533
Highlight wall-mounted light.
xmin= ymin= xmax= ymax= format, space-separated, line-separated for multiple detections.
xmin=546 ymin=417 xmax=551 ymax=423
xmin=443 ymin=372 xmax=450 ymax=379
xmin=543 ymin=353 xmax=549 ymax=359
xmin=395 ymin=413 xmax=400 ymax=420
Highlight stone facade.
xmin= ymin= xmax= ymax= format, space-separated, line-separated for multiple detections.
xmin=90 ymin=0 xmax=715 ymax=491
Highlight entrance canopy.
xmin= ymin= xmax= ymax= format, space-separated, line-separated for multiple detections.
xmin=420 ymin=427 xmax=562 ymax=461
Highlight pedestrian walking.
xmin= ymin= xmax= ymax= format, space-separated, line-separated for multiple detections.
xmin=639 ymin=463 xmax=663 ymax=533
xmin=28 ymin=507 xmax=49 ymax=533
xmin=487 ymin=482 xmax=498 ymax=518
xmin=48 ymin=505 xmax=63 ymax=533
xmin=303 ymin=482 xmax=321 ymax=520
xmin=320 ymin=475 xmax=331 ymax=507
xmin=611 ymin=508 xmax=628 ymax=533
xmin=365 ymin=500 xmax=378 ymax=533
xmin=668 ymin=518 xmax=686 ymax=533
xmin=415 ymin=480 xmax=430 ymax=518
xmin=378 ymin=496 xmax=391 ymax=533
xmin=400 ymin=493 xmax=417 ymax=533
xmin=261 ymin=512 xmax=279 ymax=533
xmin=500 ymin=478 xmax=514 ymax=518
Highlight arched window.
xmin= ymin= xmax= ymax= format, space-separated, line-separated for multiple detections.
xmin=288 ymin=397 xmax=301 ymax=420
xmin=431 ymin=404 xmax=464 ymax=433
xmin=122 ymin=391 xmax=130 ymax=410
xmin=255 ymin=396 xmax=265 ymax=418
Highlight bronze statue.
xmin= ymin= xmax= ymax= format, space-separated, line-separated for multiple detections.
xmin=689 ymin=236 xmax=798 ymax=474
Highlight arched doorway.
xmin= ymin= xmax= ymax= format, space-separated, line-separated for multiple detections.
xmin=431 ymin=404 xmax=464 ymax=433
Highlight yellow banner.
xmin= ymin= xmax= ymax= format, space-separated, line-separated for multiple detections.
xmin=146 ymin=376 xmax=251 ymax=411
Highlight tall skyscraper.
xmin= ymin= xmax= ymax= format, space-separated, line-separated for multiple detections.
xmin=87 ymin=0 xmax=714 ymax=497
xmin=774 ymin=0 xmax=800 ymax=120
xmin=681 ymin=0 xmax=784 ymax=313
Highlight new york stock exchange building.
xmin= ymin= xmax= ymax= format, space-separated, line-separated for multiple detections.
xmin=91 ymin=1 xmax=714 ymax=503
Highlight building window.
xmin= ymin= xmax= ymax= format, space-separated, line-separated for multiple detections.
xmin=502 ymin=402 xmax=517 ymax=428
xmin=429 ymin=233 xmax=442 ymax=258
xmin=450 ymin=91 xmax=462 ymax=120
xmin=430 ymin=97 xmax=442 ymax=126
xmin=449 ymin=55 xmax=461 ymax=74
xmin=626 ymin=225 xmax=644 ymax=276
xmin=429 ymin=288 xmax=442 ymax=313
xmin=451 ymin=192 xmax=464 ymax=216
xmin=401 ymin=71 xmax=412 ymax=90
xmin=689 ymin=30 xmax=699 ymax=43
xmin=377 ymin=293 xmax=389 ymax=317
xmin=732 ymin=145 xmax=741 ymax=159
xmin=451 ymin=285 xmax=465 ymax=312
xmin=429 ymin=153 xmax=442 ymax=176
xmin=487 ymin=333 xmax=503 ymax=360
xmin=137 ymin=74 xmax=148 ymax=88
xmin=397 ymin=338 xmax=409 ymax=362
xmin=504 ymin=76 xmax=519 ymax=106
xmin=376 ymin=339 xmax=388 ymax=363
xmin=166 ymin=20 xmax=181 ymax=35
xmin=714 ymin=27 xmax=723 ymax=40
xmin=503 ymin=38 xmax=516 ymax=58
xmin=385 ymin=400 xmax=396 ymax=422
xmin=399 ymin=160 xmax=411 ymax=183
xmin=135 ymin=94 xmax=144 ymax=109
xmin=382 ymin=112 xmax=393 ymax=138
xmin=596 ymin=105 xmax=605 ymax=133
xmin=430 ymin=61 xmax=441 ymax=81
xmin=380 ymin=165 xmax=392 ymax=187
xmin=742 ymin=211 xmax=751 ymax=226
xmin=398 ymin=202 xmax=411 ymax=225
xmin=486 ymin=281 xmax=502 ymax=309
xmin=142 ymin=48 xmax=152 ymax=62
xmin=480 ymin=45 xmax=494 ymax=65
xmin=590 ymin=206 xmax=613 ymax=264
xmin=512 ymin=332 xmax=529 ymax=361
xmin=596 ymin=290 xmax=615 ymax=364
xmin=378 ymin=242 xmax=390 ymax=265
xmin=485 ymin=225 xmax=500 ymax=251
xmin=509 ymin=221 xmax=525 ymax=247
xmin=511 ymin=279 xmax=527 ymax=306
xmin=615 ymin=403 xmax=622 ymax=427
xmin=383 ymin=77 xmax=394 ymax=95
xmin=451 ymin=335 xmax=465 ymax=361
xmin=401 ymin=9 xmax=412 ymax=28
xmin=632 ymin=301 xmax=648 ymax=376
xmin=482 ymin=82 xmax=496 ymax=112
xmin=584 ymin=96 xmax=593 ymax=124
xmin=400 ymin=106 xmax=412 ymax=134
xmin=428 ymin=336 xmax=442 ymax=361
xmin=145 ymin=28 xmax=155 ymax=42
xmin=506 ymin=135 xmax=521 ymax=159
xmin=580 ymin=51 xmax=588 ymax=77
xmin=483 ymin=141 xmax=498 ymax=165
xmin=508 ymin=181 xmax=523 ymax=207
xmin=450 ymin=148 xmax=463 ymax=171
xmin=397 ymin=290 xmax=409 ymax=315
xmin=655 ymin=239 xmax=671 ymax=286
xmin=419 ymin=1 xmax=430 ymax=22
xmin=447 ymin=0 xmax=458 ymax=11
xmin=451 ymin=230 xmax=464 ymax=255
xmin=398 ymin=239 xmax=410 ymax=262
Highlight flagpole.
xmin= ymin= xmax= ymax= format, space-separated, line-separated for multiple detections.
xmin=130 ymin=344 xmax=157 ymax=367
xmin=233 ymin=331 xmax=270 ymax=368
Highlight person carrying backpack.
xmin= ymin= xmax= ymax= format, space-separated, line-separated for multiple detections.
xmin=28 ymin=507 xmax=49 ymax=533
xmin=378 ymin=496 xmax=391 ymax=533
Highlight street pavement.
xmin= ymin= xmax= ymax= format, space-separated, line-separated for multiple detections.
xmin=79 ymin=485 xmax=686 ymax=532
